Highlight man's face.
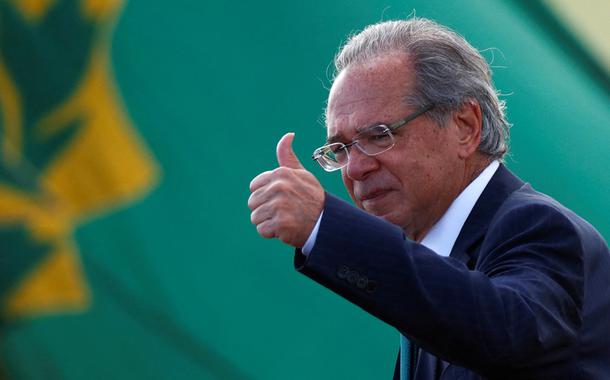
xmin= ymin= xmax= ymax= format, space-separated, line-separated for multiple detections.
xmin=326 ymin=52 xmax=465 ymax=240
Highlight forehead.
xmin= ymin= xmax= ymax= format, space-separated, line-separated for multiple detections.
xmin=326 ymin=52 xmax=415 ymax=138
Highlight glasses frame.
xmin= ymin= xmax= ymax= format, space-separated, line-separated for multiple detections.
xmin=312 ymin=104 xmax=435 ymax=172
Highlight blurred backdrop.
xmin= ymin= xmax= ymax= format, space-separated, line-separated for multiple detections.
xmin=0 ymin=0 xmax=608 ymax=379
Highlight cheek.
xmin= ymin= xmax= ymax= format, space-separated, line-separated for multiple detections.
xmin=341 ymin=171 xmax=359 ymax=205
xmin=383 ymin=151 xmax=419 ymax=186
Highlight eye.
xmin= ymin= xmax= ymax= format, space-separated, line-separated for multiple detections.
xmin=365 ymin=131 xmax=392 ymax=145
xmin=370 ymin=133 xmax=390 ymax=141
xmin=330 ymin=145 xmax=345 ymax=154
xmin=323 ymin=143 xmax=348 ymax=162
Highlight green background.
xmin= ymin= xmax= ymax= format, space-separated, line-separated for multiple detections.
xmin=1 ymin=0 xmax=608 ymax=379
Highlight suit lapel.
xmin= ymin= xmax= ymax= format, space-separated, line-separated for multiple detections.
xmin=409 ymin=165 xmax=524 ymax=380
xmin=449 ymin=164 xmax=524 ymax=266
xmin=406 ymin=165 xmax=524 ymax=379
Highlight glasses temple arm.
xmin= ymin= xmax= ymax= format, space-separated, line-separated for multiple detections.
xmin=388 ymin=104 xmax=435 ymax=132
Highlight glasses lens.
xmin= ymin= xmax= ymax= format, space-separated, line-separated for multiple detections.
xmin=356 ymin=125 xmax=394 ymax=155
xmin=314 ymin=143 xmax=348 ymax=171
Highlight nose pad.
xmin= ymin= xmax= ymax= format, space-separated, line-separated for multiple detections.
xmin=345 ymin=146 xmax=378 ymax=181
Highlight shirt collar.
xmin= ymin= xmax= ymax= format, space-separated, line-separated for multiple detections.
xmin=420 ymin=161 xmax=500 ymax=257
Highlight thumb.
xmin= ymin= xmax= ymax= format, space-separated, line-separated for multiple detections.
xmin=276 ymin=132 xmax=304 ymax=169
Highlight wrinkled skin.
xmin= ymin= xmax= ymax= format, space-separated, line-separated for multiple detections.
xmin=248 ymin=133 xmax=324 ymax=247
xmin=249 ymin=50 xmax=487 ymax=245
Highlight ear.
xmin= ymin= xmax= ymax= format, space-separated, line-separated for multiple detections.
xmin=452 ymin=99 xmax=482 ymax=159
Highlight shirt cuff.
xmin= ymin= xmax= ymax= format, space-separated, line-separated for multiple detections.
xmin=301 ymin=211 xmax=323 ymax=256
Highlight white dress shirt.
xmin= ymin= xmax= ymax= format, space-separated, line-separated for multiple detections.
xmin=302 ymin=161 xmax=500 ymax=256
xmin=420 ymin=160 xmax=499 ymax=256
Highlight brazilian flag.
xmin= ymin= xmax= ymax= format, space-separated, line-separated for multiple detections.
xmin=0 ymin=0 xmax=607 ymax=379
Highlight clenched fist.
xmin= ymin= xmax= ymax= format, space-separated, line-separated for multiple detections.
xmin=248 ymin=133 xmax=325 ymax=248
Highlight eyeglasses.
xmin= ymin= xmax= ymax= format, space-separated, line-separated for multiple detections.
xmin=312 ymin=104 xmax=434 ymax=172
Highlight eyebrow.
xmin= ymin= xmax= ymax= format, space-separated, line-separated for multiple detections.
xmin=326 ymin=121 xmax=386 ymax=144
xmin=326 ymin=133 xmax=344 ymax=144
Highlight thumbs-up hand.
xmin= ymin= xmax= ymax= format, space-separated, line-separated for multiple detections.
xmin=248 ymin=133 xmax=325 ymax=248
xmin=276 ymin=133 xmax=303 ymax=169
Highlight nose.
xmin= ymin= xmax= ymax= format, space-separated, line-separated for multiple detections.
xmin=345 ymin=147 xmax=379 ymax=181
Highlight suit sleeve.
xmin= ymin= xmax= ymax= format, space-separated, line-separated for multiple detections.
xmin=294 ymin=193 xmax=583 ymax=375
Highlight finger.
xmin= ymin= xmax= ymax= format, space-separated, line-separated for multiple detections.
xmin=248 ymin=186 xmax=273 ymax=214
xmin=249 ymin=170 xmax=273 ymax=192
xmin=250 ymin=202 xmax=274 ymax=225
xmin=256 ymin=219 xmax=276 ymax=239
xmin=247 ymin=187 xmax=264 ymax=212
xmin=248 ymin=180 xmax=286 ymax=211
xmin=276 ymin=132 xmax=304 ymax=169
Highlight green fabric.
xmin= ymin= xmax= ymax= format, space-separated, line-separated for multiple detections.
xmin=0 ymin=0 xmax=607 ymax=379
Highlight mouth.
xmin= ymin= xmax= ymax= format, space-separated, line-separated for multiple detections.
xmin=360 ymin=189 xmax=392 ymax=203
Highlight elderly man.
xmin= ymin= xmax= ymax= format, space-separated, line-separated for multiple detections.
xmin=248 ymin=18 xmax=610 ymax=379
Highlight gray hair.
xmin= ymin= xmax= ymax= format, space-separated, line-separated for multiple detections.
xmin=333 ymin=18 xmax=510 ymax=160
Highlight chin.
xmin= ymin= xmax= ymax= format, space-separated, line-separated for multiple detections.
xmin=384 ymin=214 xmax=402 ymax=226
xmin=368 ymin=208 xmax=399 ymax=224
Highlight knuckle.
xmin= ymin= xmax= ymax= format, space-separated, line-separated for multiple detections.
xmin=267 ymin=197 xmax=281 ymax=211
xmin=249 ymin=176 xmax=262 ymax=192
xmin=247 ymin=193 xmax=256 ymax=210
xmin=250 ymin=210 xmax=258 ymax=224
xmin=248 ymin=191 xmax=263 ymax=210
xmin=269 ymin=181 xmax=287 ymax=194
xmin=257 ymin=221 xmax=275 ymax=238
xmin=273 ymin=166 xmax=291 ymax=178
xmin=256 ymin=221 xmax=264 ymax=233
xmin=250 ymin=170 xmax=271 ymax=191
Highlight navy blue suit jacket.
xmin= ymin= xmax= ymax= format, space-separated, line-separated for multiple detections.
xmin=295 ymin=164 xmax=610 ymax=379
